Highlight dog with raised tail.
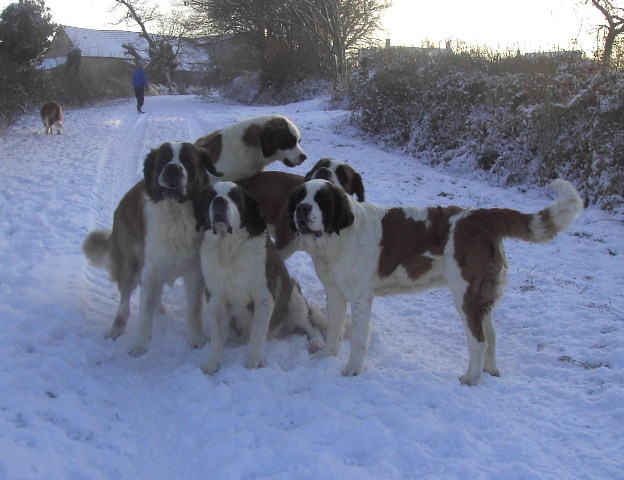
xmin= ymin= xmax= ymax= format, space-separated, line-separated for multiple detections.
xmin=287 ymin=178 xmax=583 ymax=384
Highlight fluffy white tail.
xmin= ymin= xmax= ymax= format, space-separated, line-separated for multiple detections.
xmin=529 ymin=180 xmax=584 ymax=243
xmin=82 ymin=229 xmax=111 ymax=270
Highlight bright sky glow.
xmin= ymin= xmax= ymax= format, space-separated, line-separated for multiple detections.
xmin=381 ymin=0 xmax=603 ymax=54
xmin=0 ymin=0 xmax=606 ymax=54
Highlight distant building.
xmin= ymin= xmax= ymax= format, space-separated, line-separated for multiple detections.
xmin=42 ymin=25 xmax=259 ymax=88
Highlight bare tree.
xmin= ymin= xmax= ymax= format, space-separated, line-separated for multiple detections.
xmin=111 ymin=0 xmax=186 ymax=89
xmin=287 ymin=0 xmax=391 ymax=89
xmin=586 ymin=0 xmax=624 ymax=64
xmin=184 ymin=0 xmax=390 ymax=89
xmin=183 ymin=0 xmax=281 ymax=74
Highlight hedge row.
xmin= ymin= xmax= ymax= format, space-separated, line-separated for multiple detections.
xmin=348 ymin=47 xmax=624 ymax=211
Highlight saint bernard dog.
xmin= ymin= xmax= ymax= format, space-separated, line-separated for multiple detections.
xmin=287 ymin=179 xmax=583 ymax=385
xmin=194 ymin=114 xmax=307 ymax=181
xmin=192 ymin=181 xmax=326 ymax=374
xmin=237 ymin=158 xmax=365 ymax=259
xmin=83 ymin=142 xmax=221 ymax=355
xmin=41 ymin=101 xmax=63 ymax=135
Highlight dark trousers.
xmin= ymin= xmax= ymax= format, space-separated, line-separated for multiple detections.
xmin=134 ymin=86 xmax=145 ymax=110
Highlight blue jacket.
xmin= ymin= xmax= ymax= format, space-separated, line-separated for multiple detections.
xmin=132 ymin=66 xmax=148 ymax=88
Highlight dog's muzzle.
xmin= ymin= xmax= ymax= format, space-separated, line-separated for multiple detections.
xmin=159 ymin=163 xmax=188 ymax=202
xmin=210 ymin=196 xmax=233 ymax=234
xmin=294 ymin=203 xmax=322 ymax=238
xmin=283 ymin=153 xmax=307 ymax=168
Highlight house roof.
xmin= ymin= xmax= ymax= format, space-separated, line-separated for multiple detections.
xmin=42 ymin=25 xmax=212 ymax=72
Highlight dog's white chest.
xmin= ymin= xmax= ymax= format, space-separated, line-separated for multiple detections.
xmin=200 ymin=234 xmax=266 ymax=302
xmin=144 ymin=200 xmax=201 ymax=274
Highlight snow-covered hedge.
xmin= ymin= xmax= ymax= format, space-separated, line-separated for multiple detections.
xmin=349 ymin=47 xmax=624 ymax=211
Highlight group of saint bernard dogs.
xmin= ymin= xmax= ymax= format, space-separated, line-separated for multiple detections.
xmin=83 ymin=113 xmax=583 ymax=385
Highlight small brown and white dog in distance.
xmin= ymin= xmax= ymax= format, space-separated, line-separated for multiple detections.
xmin=40 ymin=101 xmax=63 ymax=135
xmin=83 ymin=142 xmax=221 ymax=355
xmin=236 ymin=158 xmax=365 ymax=259
xmin=194 ymin=114 xmax=307 ymax=181
xmin=288 ymin=179 xmax=583 ymax=384
xmin=192 ymin=181 xmax=326 ymax=374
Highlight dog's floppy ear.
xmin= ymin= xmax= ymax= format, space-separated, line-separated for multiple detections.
xmin=260 ymin=119 xmax=286 ymax=158
xmin=196 ymin=146 xmax=223 ymax=178
xmin=335 ymin=164 xmax=365 ymax=202
xmin=143 ymin=148 xmax=159 ymax=198
xmin=195 ymin=131 xmax=222 ymax=165
xmin=287 ymin=185 xmax=307 ymax=233
xmin=331 ymin=185 xmax=355 ymax=235
xmin=143 ymin=148 xmax=157 ymax=183
xmin=192 ymin=188 xmax=214 ymax=232
xmin=241 ymin=189 xmax=266 ymax=236
xmin=352 ymin=172 xmax=365 ymax=202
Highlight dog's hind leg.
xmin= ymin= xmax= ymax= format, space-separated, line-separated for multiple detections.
xmin=451 ymin=279 xmax=499 ymax=385
xmin=105 ymin=265 xmax=140 ymax=340
xmin=482 ymin=313 xmax=500 ymax=377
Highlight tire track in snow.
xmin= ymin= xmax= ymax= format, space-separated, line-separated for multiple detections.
xmin=78 ymin=103 xmax=152 ymax=331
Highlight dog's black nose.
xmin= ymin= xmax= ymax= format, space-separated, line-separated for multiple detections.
xmin=299 ymin=153 xmax=307 ymax=162
xmin=162 ymin=163 xmax=183 ymax=187
xmin=212 ymin=196 xmax=227 ymax=208
xmin=295 ymin=203 xmax=311 ymax=220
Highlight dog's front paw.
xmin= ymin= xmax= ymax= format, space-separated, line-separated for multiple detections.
xmin=105 ymin=326 xmax=124 ymax=340
xmin=245 ymin=356 xmax=267 ymax=370
xmin=307 ymin=337 xmax=325 ymax=354
xmin=341 ymin=361 xmax=364 ymax=377
xmin=128 ymin=344 xmax=147 ymax=357
xmin=201 ymin=359 xmax=220 ymax=375
xmin=188 ymin=332 xmax=208 ymax=350
xmin=459 ymin=372 xmax=481 ymax=386
xmin=310 ymin=345 xmax=338 ymax=360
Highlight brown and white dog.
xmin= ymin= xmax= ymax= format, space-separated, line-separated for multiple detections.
xmin=83 ymin=142 xmax=221 ymax=355
xmin=194 ymin=114 xmax=307 ymax=181
xmin=237 ymin=158 xmax=365 ymax=259
xmin=192 ymin=182 xmax=326 ymax=374
xmin=287 ymin=179 xmax=583 ymax=384
xmin=41 ymin=101 xmax=63 ymax=135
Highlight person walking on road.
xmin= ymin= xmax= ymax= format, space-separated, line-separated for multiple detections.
xmin=132 ymin=63 xmax=148 ymax=114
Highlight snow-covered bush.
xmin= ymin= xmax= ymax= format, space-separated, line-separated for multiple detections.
xmin=349 ymin=47 xmax=624 ymax=211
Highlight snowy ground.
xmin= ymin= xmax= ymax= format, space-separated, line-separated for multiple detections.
xmin=0 ymin=94 xmax=622 ymax=480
